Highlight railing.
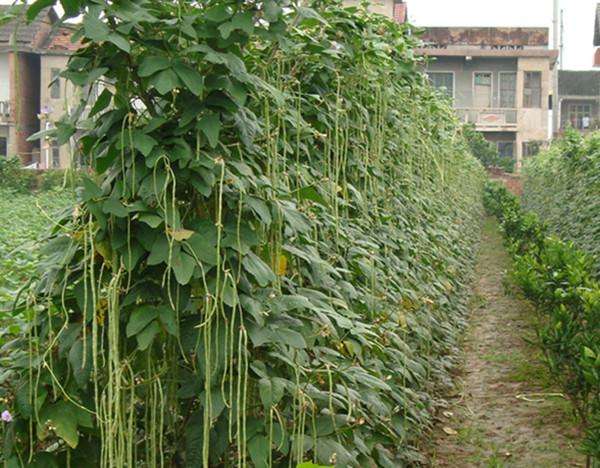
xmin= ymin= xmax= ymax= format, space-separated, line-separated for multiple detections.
xmin=455 ymin=108 xmax=518 ymax=129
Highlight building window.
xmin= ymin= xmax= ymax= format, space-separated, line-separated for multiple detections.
xmin=568 ymin=103 xmax=592 ymax=129
xmin=473 ymin=72 xmax=493 ymax=108
xmin=50 ymin=68 xmax=61 ymax=100
xmin=522 ymin=141 xmax=542 ymax=158
xmin=51 ymin=144 xmax=60 ymax=168
xmin=427 ymin=72 xmax=454 ymax=99
xmin=497 ymin=141 xmax=514 ymax=159
xmin=523 ymin=71 xmax=542 ymax=108
xmin=0 ymin=137 xmax=6 ymax=156
xmin=499 ymin=72 xmax=517 ymax=108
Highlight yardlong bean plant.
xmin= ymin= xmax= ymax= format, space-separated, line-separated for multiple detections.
xmin=0 ymin=1 xmax=484 ymax=466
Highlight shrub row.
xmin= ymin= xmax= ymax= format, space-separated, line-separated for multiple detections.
xmin=484 ymin=180 xmax=600 ymax=461
xmin=0 ymin=156 xmax=78 ymax=192
xmin=0 ymin=1 xmax=484 ymax=466
xmin=522 ymin=129 xmax=600 ymax=272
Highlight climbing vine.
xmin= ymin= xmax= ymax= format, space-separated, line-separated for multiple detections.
xmin=1 ymin=1 xmax=484 ymax=466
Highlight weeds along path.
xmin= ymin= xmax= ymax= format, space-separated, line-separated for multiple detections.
xmin=429 ymin=217 xmax=582 ymax=467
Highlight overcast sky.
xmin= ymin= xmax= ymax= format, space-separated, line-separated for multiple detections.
xmin=409 ymin=0 xmax=598 ymax=70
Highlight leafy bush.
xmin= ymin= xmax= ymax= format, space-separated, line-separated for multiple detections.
xmin=0 ymin=157 xmax=37 ymax=192
xmin=485 ymin=180 xmax=600 ymax=463
xmin=0 ymin=2 xmax=484 ymax=467
xmin=523 ymin=129 xmax=600 ymax=273
xmin=463 ymin=124 xmax=513 ymax=173
xmin=0 ymin=187 xmax=73 ymax=335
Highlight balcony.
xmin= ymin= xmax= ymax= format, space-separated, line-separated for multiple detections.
xmin=455 ymin=108 xmax=518 ymax=131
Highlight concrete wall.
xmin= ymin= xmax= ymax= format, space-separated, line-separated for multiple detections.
xmin=343 ymin=0 xmax=394 ymax=17
xmin=0 ymin=54 xmax=9 ymax=102
xmin=516 ymin=57 xmax=550 ymax=143
xmin=40 ymin=54 xmax=77 ymax=169
xmin=426 ymin=56 xmax=518 ymax=108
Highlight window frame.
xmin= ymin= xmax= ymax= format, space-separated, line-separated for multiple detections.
xmin=51 ymin=143 xmax=60 ymax=168
xmin=50 ymin=68 xmax=61 ymax=100
xmin=472 ymin=71 xmax=494 ymax=108
xmin=497 ymin=141 xmax=515 ymax=159
xmin=567 ymin=102 xmax=592 ymax=129
xmin=498 ymin=71 xmax=517 ymax=109
xmin=426 ymin=71 xmax=455 ymax=100
xmin=523 ymin=71 xmax=542 ymax=108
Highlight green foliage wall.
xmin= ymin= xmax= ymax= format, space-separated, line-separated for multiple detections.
xmin=0 ymin=1 xmax=484 ymax=466
xmin=463 ymin=124 xmax=512 ymax=173
xmin=522 ymin=129 xmax=600 ymax=273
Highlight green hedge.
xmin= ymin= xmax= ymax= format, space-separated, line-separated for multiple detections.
xmin=485 ymin=181 xmax=600 ymax=462
xmin=522 ymin=129 xmax=600 ymax=273
xmin=1 ymin=2 xmax=484 ymax=466
xmin=0 ymin=156 xmax=81 ymax=192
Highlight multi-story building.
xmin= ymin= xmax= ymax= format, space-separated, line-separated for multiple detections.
xmin=557 ymin=71 xmax=600 ymax=133
xmin=594 ymin=3 xmax=599 ymax=67
xmin=343 ymin=0 xmax=407 ymax=23
xmin=0 ymin=6 xmax=79 ymax=169
xmin=416 ymin=27 xmax=558 ymax=170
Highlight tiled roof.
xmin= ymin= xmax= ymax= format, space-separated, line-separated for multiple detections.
xmin=42 ymin=25 xmax=81 ymax=53
xmin=558 ymin=70 xmax=600 ymax=96
xmin=0 ymin=5 xmax=57 ymax=50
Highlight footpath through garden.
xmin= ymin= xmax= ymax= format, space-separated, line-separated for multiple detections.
xmin=429 ymin=217 xmax=583 ymax=467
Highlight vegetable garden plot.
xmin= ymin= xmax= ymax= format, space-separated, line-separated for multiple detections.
xmin=0 ymin=1 xmax=484 ymax=466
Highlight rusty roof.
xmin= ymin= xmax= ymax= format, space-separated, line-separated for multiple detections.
xmin=0 ymin=6 xmax=79 ymax=54
xmin=421 ymin=27 xmax=549 ymax=47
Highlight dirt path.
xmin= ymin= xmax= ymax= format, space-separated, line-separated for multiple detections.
xmin=429 ymin=217 xmax=584 ymax=467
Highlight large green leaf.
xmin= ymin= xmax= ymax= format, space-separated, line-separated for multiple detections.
xmin=139 ymin=56 xmax=171 ymax=77
xmin=242 ymin=251 xmax=275 ymax=287
xmin=171 ymin=251 xmax=196 ymax=285
xmin=136 ymin=321 xmax=160 ymax=350
xmin=38 ymin=402 xmax=80 ymax=449
xmin=258 ymin=376 xmax=285 ymax=408
xmin=173 ymin=62 xmax=204 ymax=96
xmin=126 ymin=305 xmax=159 ymax=337
xmin=197 ymin=113 xmax=222 ymax=148
xmin=149 ymin=68 xmax=180 ymax=94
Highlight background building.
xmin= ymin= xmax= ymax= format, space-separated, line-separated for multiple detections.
xmin=417 ymin=27 xmax=558 ymax=169
xmin=0 ymin=6 xmax=79 ymax=169
xmin=343 ymin=0 xmax=408 ymax=23
xmin=594 ymin=3 xmax=600 ymax=66
xmin=557 ymin=70 xmax=600 ymax=132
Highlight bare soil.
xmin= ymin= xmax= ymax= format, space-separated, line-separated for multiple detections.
xmin=428 ymin=217 xmax=584 ymax=467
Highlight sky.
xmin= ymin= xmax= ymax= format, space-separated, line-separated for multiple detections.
xmin=409 ymin=0 xmax=598 ymax=70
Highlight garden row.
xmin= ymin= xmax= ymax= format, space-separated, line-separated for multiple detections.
xmin=1 ymin=1 xmax=484 ymax=467
xmin=484 ymin=180 xmax=600 ymax=462
xmin=523 ymin=130 xmax=600 ymax=272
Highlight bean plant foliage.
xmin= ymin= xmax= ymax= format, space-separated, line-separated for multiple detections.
xmin=1 ymin=1 xmax=484 ymax=466
xmin=522 ymin=129 xmax=600 ymax=273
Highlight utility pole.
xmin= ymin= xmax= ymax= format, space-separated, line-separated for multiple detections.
xmin=560 ymin=9 xmax=564 ymax=70
xmin=552 ymin=0 xmax=560 ymax=136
